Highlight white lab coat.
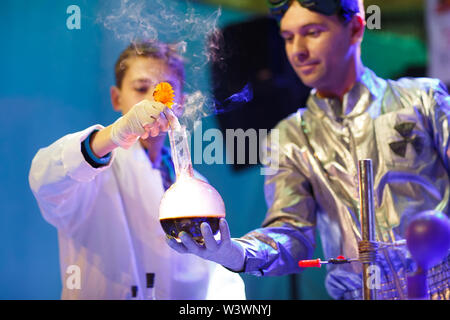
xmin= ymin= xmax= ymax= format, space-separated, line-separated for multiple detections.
xmin=29 ymin=124 xmax=246 ymax=300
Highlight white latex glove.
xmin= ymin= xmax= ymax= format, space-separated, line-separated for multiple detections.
xmin=110 ymin=99 xmax=167 ymax=149
xmin=166 ymin=218 xmax=246 ymax=272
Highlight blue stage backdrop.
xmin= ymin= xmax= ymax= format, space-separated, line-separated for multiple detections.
xmin=0 ymin=0 xmax=426 ymax=299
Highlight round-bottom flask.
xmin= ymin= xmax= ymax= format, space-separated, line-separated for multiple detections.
xmin=159 ymin=125 xmax=225 ymax=243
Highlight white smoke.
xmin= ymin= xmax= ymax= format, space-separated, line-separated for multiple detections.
xmin=98 ymin=0 xmax=158 ymax=44
xmin=180 ymin=91 xmax=210 ymax=131
xmin=97 ymin=0 xmax=242 ymax=131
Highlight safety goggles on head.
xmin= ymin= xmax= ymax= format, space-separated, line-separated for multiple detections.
xmin=267 ymin=0 xmax=341 ymax=22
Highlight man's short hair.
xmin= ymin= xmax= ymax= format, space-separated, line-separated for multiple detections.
xmin=338 ymin=0 xmax=362 ymax=23
xmin=114 ymin=40 xmax=185 ymax=89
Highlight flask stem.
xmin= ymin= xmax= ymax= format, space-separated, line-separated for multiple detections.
xmin=168 ymin=125 xmax=194 ymax=178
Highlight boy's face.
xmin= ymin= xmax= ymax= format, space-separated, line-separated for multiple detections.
xmin=113 ymin=56 xmax=184 ymax=117
xmin=280 ymin=1 xmax=361 ymax=93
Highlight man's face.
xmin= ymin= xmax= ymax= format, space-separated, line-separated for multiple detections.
xmin=280 ymin=1 xmax=359 ymax=92
xmin=115 ymin=56 xmax=183 ymax=116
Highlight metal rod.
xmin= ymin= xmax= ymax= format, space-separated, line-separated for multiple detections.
xmin=358 ymin=159 xmax=377 ymax=300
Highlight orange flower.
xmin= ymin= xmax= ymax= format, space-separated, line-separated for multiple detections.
xmin=153 ymin=82 xmax=175 ymax=108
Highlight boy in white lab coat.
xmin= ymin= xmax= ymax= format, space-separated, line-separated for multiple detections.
xmin=29 ymin=40 xmax=246 ymax=300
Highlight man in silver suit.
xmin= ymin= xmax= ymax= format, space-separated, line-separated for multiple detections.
xmin=167 ymin=0 xmax=450 ymax=299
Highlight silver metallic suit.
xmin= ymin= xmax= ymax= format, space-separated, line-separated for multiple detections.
xmin=236 ymin=67 xmax=450 ymax=300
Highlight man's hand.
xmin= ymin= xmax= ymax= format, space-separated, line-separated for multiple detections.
xmin=166 ymin=218 xmax=246 ymax=272
xmin=110 ymin=99 xmax=174 ymax=149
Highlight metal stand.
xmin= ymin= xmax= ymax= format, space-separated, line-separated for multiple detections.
xmin=298 ymin=159 xmax=450 ymax=300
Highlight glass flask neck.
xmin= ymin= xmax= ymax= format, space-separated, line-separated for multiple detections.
xmin=168 ymin=125 xmax=194 ymax=179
